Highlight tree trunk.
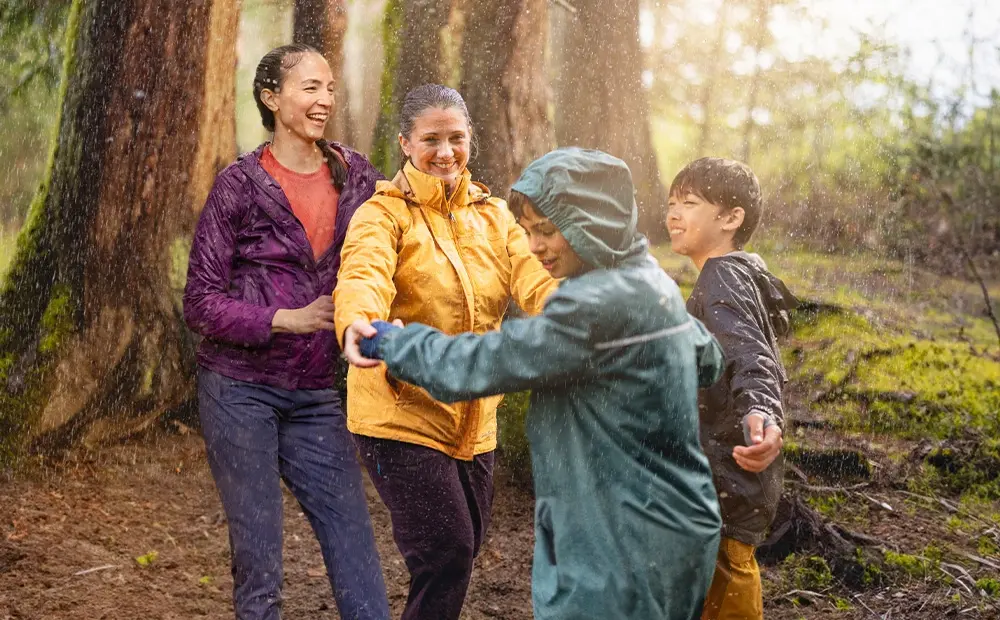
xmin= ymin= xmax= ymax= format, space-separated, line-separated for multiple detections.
xmin=696 ymin=1 xmax=729 ymax=158
xmin=740 ymin=0 xmax=769 ymax=164
xmin=552 ymin=0 xmax=666 ymax=238
xmin=294 ymin=0 xmax=353 ymax=143
xmin=192 ymin=0 xmax=240 ymax=217
xmin=0 ymin=0 xmax=224 ymax=459
xmin=371 ymin=0 xmax=452 ymax=175
xmin=459 ymin=0 xmax=553 ymax=198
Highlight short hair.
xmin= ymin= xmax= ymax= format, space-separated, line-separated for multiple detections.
xmin=669 ymin=157 xmax=762 ymax=248
xmin=507 ymin=189 xmax=541 ymax=221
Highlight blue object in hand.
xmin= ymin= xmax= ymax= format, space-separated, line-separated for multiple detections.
xmin=359 ymin=320 xmax=401 ymax=360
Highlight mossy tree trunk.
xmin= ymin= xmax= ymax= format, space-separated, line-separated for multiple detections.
xmin=0 ymin=0 xmax=227 ymax=460
xmin=293 ymin=0 xmax=353 ymax=144
xmin=552 ymin=0 xmax=667 ymax=239
xmin=370 ymin=0 xmax=452 ymax=175
xmin=459 ymin=0 xmax=553 ymax=199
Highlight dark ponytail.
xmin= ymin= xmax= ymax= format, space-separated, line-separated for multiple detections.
xmin=398 ymin=84 xmax=477 ymax=170
xmin=253 ymin=44 xmax=346 ymax=191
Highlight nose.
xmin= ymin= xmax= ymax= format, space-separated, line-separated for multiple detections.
xmin=436 ymin=140 xmax=454 ymax=161
xmin=666 ymin=208 xmax=680 ymax=223
xmin=528 ymin=233 xmax=545 ymax=257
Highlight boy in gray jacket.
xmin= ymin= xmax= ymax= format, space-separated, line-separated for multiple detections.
xmin=667 ymin=157 xmax=798 ymax=620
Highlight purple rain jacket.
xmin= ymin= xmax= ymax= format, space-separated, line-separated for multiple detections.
xmin=183 ymin=142 xmax=383 ymax=390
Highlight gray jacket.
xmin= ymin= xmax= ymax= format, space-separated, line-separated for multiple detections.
xmin=687 ymin=252 xmax=798 ymax=545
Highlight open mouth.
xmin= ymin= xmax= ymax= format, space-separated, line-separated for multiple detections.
xmin=668 ymin=228 xmax=685 ymax=236
xmin=540 ymin=258 xmax=557 ymax=270
xmin=432 ymin=163 xmax=456 ymax=174
xmin=306 ymin=113 xmax=328 ymax=124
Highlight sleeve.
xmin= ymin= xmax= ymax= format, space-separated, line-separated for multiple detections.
xmin=691 ymin=316 xmax=726 ymax=389
xmin=503 ymin=205 xmax=560 ymax=316
xmin=377 ymin=289 xmax=598 ymax=403
xmin=333 ymin=200 xmax=401 ymax=348
xmin=699 ymin=266 xmax=785 ymax=428
xmin=182 ymin=173 xmax=278 ymax=347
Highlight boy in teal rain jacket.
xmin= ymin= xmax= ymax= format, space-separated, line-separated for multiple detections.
xmin=346 ymin=148 xmax=725 ymax=619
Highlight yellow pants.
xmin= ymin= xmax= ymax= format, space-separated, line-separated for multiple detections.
xmin=701 ymin=537 xmax=764 ymax=620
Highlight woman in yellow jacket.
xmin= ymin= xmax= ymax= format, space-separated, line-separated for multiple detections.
xmin=334 ymin=84 xmax=556 ymax=620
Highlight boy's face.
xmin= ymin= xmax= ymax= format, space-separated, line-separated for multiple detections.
xmin=518 ymin=203 xmax=587 ymax=279
xmin=666 ymin=191 xmax=743 ymax=264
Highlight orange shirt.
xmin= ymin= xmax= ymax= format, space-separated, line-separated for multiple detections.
xmin=260 ymin=146 xmax=340 ymax=259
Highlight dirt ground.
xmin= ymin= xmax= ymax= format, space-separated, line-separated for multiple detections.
xmin=1 ymin=429 xmax=998 ymax=619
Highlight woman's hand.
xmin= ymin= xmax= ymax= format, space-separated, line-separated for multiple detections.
xmin=343 ymin=319 xmax=404 ymax=368
xmin=271 ymin=296 xmax=336 ymax=334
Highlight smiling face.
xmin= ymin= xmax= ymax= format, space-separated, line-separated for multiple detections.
xmin=666 ymin=191 xmax=744 ymax=269
xmin=260 ymin=52 xmax=334 ymax=143
xmin=398 ymin=106 xmax=470 ymax=191
xmin=517 ymin=201 xmax=587 ymax=279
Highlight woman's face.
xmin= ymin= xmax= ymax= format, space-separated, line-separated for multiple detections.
xmin=399 ymin=107 xmax=470 ymax=190
xmin=262 ymin=52 xmax=334 ymax=143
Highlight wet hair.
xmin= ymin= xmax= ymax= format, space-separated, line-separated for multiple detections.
xmin=507 ymin=190 xmax=541 ymax=221
xmin=669 ymin=157 xmax=762 ymax=248
xmin=398 ymin=84 xmax=476 ymax=170
xmin=253 ymin=43 xmax=346 ymax=190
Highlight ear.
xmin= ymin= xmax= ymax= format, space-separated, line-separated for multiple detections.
xmin=720 ymin=207 xmax=745 ymax=232
xmin=259 ymin=88 xmax=280 ymax=113
xmin=397 ymin=132 xmax=410 ymax=158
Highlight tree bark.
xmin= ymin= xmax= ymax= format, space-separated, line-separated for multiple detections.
xmin=294 ymin=0 xmax=353 ymax=143
xmin=192 ymin=0 xmax=240 ymax=217
xmin=459 ymin=0 xmax=553 ymax=198
xmin=552 ymin=0 xmax=666 ymax=238
xmin=0 ymin=0 xmax=223 ymax=458
xmin=371 ymin=0 xmax=452 ymax=175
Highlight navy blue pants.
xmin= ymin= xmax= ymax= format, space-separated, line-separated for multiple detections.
xmin=355 ymin=436 xmax=495 ymax=620
xmin=198 ymin=368 xmax=390 ymax=620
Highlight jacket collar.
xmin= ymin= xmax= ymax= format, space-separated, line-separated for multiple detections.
xmin=376 ymin=161 xmax=490 ymax=214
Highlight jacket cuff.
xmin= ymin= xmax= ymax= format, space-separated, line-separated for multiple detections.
xmin=359 ymin=321 xmax=402 ymax=360
xmin=741 ymin=409 xmax=779 ymax=445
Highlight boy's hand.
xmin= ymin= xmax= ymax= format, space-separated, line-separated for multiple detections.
xmin=733 ymin=413 xmax=783 ymax=472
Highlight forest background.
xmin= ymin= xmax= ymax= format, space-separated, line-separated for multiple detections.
xmin=1 ymin=0 xmax=999 ymax=618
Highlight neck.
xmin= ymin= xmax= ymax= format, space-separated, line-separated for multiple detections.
xmin=692 ymin=241 xmax=738 ymax=271
xmin=269 ymin=129 xmax=323 ymax=173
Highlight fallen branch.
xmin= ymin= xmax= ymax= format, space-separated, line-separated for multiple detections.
xmin=73 ymin=564 xmax=118 ymax=576
xmin=960 ymin=246 xmax=1000 ymax=348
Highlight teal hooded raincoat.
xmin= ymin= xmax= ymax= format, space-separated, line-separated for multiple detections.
xmin=368 ymin=148 xmax=725 ymax=619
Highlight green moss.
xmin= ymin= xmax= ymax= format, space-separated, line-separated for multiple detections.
xmin=38 ymin=284 xmax=74 ymax=354
xmin=832 ymin=595 xmax=852 ymax=611
xmin=497 ymin=391 xmax=532 ymax=481
xmin=978 ymin=536 xmax=1000 ymax=557
xmin=883 ymin=549 xmax=937 ymax=580
xmin=975 ymin=576 xmax=1000 ymax=598
xmin=806 ymin=492 xmax=847 ymax=519
xmin=370 ymin=0 xmax=402 ymax=177
xmin=782 ymin=554 xmax=834 ymax=591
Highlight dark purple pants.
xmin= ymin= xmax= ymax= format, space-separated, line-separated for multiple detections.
xmin=354 ymin=436 xmax=495 ymax=620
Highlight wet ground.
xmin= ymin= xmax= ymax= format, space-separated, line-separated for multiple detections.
xmin=0 ymin=429 xmax=997 ymax=619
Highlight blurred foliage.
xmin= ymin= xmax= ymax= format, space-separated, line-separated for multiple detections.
xmin=645 ymin=0 xmax=999 ymax=269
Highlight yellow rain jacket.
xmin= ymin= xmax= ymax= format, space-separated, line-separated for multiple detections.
xmin=334 ymin=162 xmax=557 ymax=459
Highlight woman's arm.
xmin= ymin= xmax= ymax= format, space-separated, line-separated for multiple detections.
xmin=333 ymin=200 xmax=402 ymax=348
xmin=183 ymin=173 xmax=280 ymax=347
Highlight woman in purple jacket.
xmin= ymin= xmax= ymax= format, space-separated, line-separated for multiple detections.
xmin=183 ymin=44 xmax=389 ymax=620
